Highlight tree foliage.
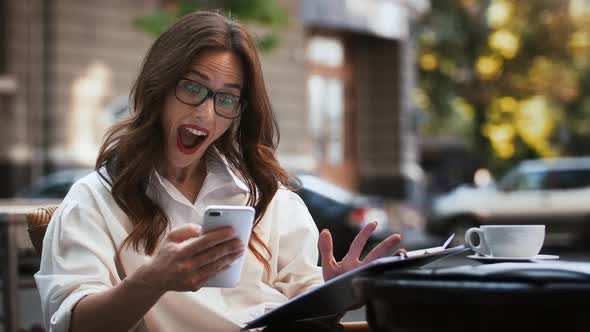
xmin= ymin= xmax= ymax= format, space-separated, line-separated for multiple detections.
xmin=417 ymin=0 xmax=590 ymax=172
xmin=133 ymin=0 xmax=289 ymax=52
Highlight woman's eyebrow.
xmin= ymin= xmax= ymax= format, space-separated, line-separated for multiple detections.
xmin=188 ymin=69 xmax=242 ymax=90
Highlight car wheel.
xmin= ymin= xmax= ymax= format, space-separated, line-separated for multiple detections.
xmin=448 ymin=218 xmax=479 ymax=247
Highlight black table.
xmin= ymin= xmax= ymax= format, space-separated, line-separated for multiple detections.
xmin=353 ymin=264 xmax=590 ymax=332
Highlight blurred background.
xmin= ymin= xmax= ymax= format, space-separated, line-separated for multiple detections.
xmin=2 ymin=0 xmax=590 ymax=330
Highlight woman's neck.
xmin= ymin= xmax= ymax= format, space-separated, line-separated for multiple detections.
xmin=160 ymin=162 xmax=208 ymax=204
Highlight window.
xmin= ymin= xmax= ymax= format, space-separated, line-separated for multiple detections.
xmin=307 ymin=75 xmax=344 ymax=163
xmin=306 ymin=32 xmax=358 ymax=189
xmin=542 ymin=169 xmax=590 ymax=190
xmin=307 ymin=36 xmax=344 ymax=67
xmin=501 ymin=171 xmax=545 ymax=191
xmin=37 ymin=183 xmax=73 ymax=198
xmin=297 ymin=188 xmax=345 ymax=219
xmin=306 ymin=35 xmax=347 ymax=165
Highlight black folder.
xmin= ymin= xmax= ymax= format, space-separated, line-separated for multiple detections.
xmin=243 ymin=242 xmax=467 ymax=330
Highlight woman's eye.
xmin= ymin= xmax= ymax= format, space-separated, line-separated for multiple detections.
xmin=186 ymin=84 xmax=200 ymax=94
xmin=222 ymin=97 xmax=236 ymax=105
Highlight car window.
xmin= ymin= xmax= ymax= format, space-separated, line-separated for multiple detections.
xmin=498 ymin=169 xmax=518 ymax=191
xmin=502 ymin=171 xmax=545 ymax=191
xmin=36 ymin=183 xmax=73 ymax=198
xmin=297 ymin=174 xmax=355 ymax=204
xmin=15 ymin=168 xmax=92 ymax=199
xmin=296 ymin=188 xmax=348 ymax=219
xmin=542 ymin=169 xmax=590 ymax=190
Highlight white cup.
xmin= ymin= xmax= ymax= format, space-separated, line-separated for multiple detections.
xmin=464 ymin=225 xmax=545 ymax=258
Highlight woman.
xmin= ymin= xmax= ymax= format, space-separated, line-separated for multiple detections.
xmin=34 ymin=10 xmax=402 ymax=332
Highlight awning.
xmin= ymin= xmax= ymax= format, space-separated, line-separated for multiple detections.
xmin=300 ymin=0 xmax=430 ymax=41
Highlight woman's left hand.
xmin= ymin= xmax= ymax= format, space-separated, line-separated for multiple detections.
xmin=319 ymin=221 xmax=403 ymax=281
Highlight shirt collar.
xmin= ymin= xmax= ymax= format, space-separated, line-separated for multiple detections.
xmin=205 ymin=150 xmax=250 ymax=193
xmin=148 ymin=149 xmax=250 ymax=204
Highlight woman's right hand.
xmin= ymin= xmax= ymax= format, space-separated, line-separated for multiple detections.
xmin=131 ymin=223 xmax=245 ymax=293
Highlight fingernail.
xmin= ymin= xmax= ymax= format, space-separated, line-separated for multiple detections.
xmin=322 ymin=229 xmax=328 ymax=233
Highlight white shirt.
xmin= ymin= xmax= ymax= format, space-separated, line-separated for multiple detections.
xmin=34 ymin=156 xmax=324 ymax=332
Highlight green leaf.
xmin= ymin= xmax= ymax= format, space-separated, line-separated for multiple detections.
xmin=132 ymin=0 xmax=289 ymax=52
xmin=255 ymin=32 xmax=281 ymax=52
xmin=132 ymin=11 xmax=176 ymax=38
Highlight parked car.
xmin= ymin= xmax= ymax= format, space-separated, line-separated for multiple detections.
xmin=427 ymin=157 xmax=590 ymax=247
xmin=16 ymin=168 xmax=392 ymax=260
xmin=15 ymin=168 xmax=94 ymax=199
xmin=294 ymin=174 xmax=391 ymax=260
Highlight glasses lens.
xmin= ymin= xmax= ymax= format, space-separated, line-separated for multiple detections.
xmin=177 ymin=79 xmax=208 ymax=105
xmin=215 ymin=93 xmax=241 ymax=118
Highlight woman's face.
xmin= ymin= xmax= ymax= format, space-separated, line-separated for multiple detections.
xmin=160 ymin=49 xmax=244 ymax=174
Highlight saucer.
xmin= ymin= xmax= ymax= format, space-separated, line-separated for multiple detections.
xmin=467 ymin=254 xmax=560 ymax=263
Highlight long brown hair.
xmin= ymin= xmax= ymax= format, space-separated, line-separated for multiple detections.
xmin=96 ymin=10 xmax=291 ymax=273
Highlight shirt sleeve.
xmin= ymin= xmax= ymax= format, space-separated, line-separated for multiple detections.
xmin=34 ymin=196 xmax=119 ymax=332
xmin=271 ymin=190 xmax=324 ymax=298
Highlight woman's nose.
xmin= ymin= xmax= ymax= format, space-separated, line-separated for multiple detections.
xmin=194 ymin=96 xmax=215 ymax=118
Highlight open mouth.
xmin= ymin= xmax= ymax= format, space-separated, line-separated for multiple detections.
xmin=176 ymin=124 xmax=209 ymax=155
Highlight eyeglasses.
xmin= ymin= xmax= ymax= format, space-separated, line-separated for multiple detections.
xmin=175 ymin=78 xmax=247 ymax=119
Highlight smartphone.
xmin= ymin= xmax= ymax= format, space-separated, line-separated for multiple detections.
xmin=201 ymin=205 xmax=255 ymax=288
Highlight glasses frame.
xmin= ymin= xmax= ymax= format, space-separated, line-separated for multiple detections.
xmin=175 ymin=77 xmax=247 ymax=119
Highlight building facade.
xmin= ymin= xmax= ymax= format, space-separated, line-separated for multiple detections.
xmin=0 ymin=0 xmax=426 ymax=204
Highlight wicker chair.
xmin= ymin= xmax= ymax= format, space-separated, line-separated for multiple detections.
xmin=26 ymin=205 xmax=59 ymax=256
xmin=24 ymin=205 xmax=369 ymax=331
